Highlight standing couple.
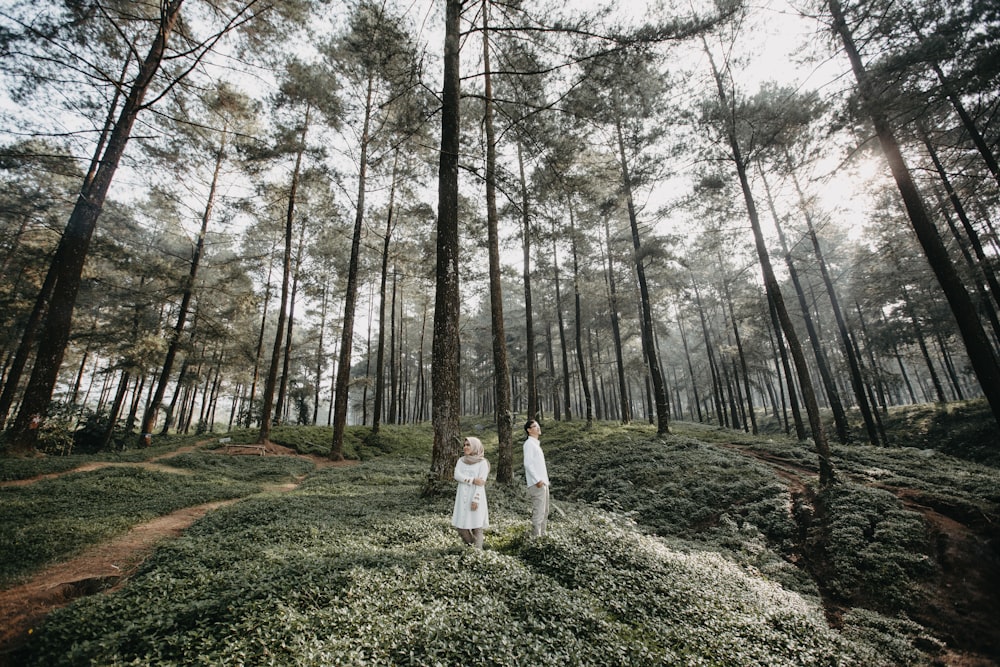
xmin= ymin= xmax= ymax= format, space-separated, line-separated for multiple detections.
xmin=451 ymin=420 xmax=550 ymax=549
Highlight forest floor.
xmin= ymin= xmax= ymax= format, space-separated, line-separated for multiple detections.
xmin=719 ymin=443 xmax=1000 ymax=667
xmin=0 ymin=441 xmax=351 ymax=664
xmin=1 ymin=439 xmax=997 ymax=666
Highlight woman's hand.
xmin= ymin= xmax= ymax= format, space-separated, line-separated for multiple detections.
xmin=473 ymin=477 xmax=485 ymax=486
xmin=470 ymin=501 xmax=479 ymax=511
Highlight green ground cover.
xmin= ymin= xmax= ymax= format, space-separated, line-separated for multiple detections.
xmin=18 ymin=457 xmax=926 ymax=666
xmin=5 ymin=410 xmax=997 ymax=665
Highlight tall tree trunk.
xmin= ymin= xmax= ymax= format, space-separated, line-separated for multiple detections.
xmin=312 ymin=284 xmax=329 ymax=425
xmin=259 ymin=109 xmax=309 ymax=444
xmin=0 ymin=51 xmax=132 ymax=431
xmin=676 ymin=311 xmax=703 ymax=423
xmin=389 ymin=271 xmax=400 ymax=424
xmin=139 ymin=124 xmax=225 ymax=444
xmin=552 ymin=233 xmax=572 ymax=421
xmin=246 ymin=260 xmax=273 ymax=427
xmin=763 ymin=173 xmax=851 ymax=443
xmin=331 ymin=71 xmax=375 ymax=460
xmin=517 ymin=142 xmax=538 ymax=422
xmin=787 ymin=157 xmax=881 ymax=445
xmin=427 ymin=0 xmax=463 ymax=487
xmin=830 ymin=0 xmax=1000 ymax=428
xmin=769 ymin=292 xmax=806 ymax=440
xmin=693 ymin=282 xmax=724 ymax=426
xmin=275 ymin=213 xmax=307 ymax=425
xmin=8 ymin=1 xmax=185 ymax=453
xmin=567 ymin=199 xmax=594 ymax=429
xmin=705 ymin=40 xmax=834 ymax=486
xmin=603 ymin=218 xmax=631 ymax=424
xmin=614 ymin=106 xmax=670 ymax=434
xmin=481 ymin=3 xmax=514 ymax=480
xmin=545 ymin=321 xmax=558 ymax=421
xmin=920 ymin=125 xmax=1000 ymax=338
xmin=718 ymin=254 xmax=757 ymax=434
xmin=372 ymin=170 xmax=397 ymax=436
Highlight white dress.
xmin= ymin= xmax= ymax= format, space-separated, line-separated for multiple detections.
xmin=452 ymin=459 xmax=490 ymax=530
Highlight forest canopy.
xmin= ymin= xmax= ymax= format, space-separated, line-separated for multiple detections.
xmin=0 ymin=0 xmax=998 ymax=473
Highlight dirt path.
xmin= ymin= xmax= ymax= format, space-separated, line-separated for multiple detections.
xmin=0 ymin=499 xmax=235 ymax=662
xmin=0 ymin=444 xmax=202 ymax=489
xmin=720 ymin=442 xmax=1000 ymax=667
xmin=0 ymin=442 xmax=350 ymax=664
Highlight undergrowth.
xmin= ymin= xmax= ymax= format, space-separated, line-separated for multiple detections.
xmin=18 ymin=458 xmax=929 ymax=666
xmin=7 ymin=412 xmax=996 ymax=665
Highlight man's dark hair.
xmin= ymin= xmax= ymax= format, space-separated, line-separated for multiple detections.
xmin=524 ymin=420 xmax=536 ymax=434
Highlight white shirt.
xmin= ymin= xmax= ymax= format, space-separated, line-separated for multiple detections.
xmin=523 ymin=436 xmax=549 ymax=488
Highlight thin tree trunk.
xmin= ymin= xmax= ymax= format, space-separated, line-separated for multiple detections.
xmin=614 ymin=108 xmax=669 ymax=434
xmin=372 ymin=192 xmax=396 ymax=436
xmin=603 ymin=218 xmax=630 ymax=424
xmin=139 ymin=126 xmax=226 ymax=443
xmin=763 ymin=172 xmax=851 ymax=443
xmin=705 ymin=39 xmax=834 ymax=486
xmin=921 ymin=125 xmax=1000 ymax=339
xmin=567 ymin=199 xmax=594 ymax=429
xmin=312 ymin=284 xmax=329 ymax=425
xmin=332 ymin=70 xmax=376 ymax=460
xmin=516 ymin=142 xmax=538 ymax=423
xmin=676 ymin=312 xmax=703 ymax=422
xmin=481 ymin=3 xmax=514 ymax=479
xmin=769 ymin=292 xmax=806 ymax=439
xmin=787 ymin=156 xmax=880 ymax=445
xmin=259 ymin=108 xmax=309 ymax=444
xmin=552 ymin=234 xmax=572 ymax=421
xmin=275 ymin=214 xmax=307 ymax=425
xmin=718 ymin=255 xmax=757 ymax=434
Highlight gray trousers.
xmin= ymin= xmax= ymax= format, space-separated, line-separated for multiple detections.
xmin=527 ymin=484 xmax=550 ymax=537
xmin=457 ymin=527 xmax=484 ymax=549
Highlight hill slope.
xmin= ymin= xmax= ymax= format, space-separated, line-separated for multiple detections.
xmin=2 ymin=415 xmax=997 ymax=665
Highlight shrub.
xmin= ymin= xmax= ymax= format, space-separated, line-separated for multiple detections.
xmin=817 ymin=483 xmax=936 ymax=611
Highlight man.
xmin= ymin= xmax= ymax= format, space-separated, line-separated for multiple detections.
xmin=522 ymin=419 xmax=550 ymax=537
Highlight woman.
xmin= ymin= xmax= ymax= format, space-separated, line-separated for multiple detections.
xmin=452 ymin=436 xmax=490 ymax=549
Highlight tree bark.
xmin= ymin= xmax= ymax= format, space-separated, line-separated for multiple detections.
xmin=331 ymin=72 xmax=376 ymax=460
xmin=481 ymin=2 xmax=514 ymax=482
xmin=614 ymin=107 xmax=670 ymax=435
xmin=427 ymin=0 xmax=463 ymax=488
xmin=259 ymin=109 xmax=309 ymax=444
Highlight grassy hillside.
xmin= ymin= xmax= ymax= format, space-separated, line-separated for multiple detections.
xmin=3 ymin=409 xmax=998 ymax=665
